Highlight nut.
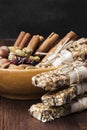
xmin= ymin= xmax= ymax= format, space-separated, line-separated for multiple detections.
xmin=0 ymin=46 xmax=9 ymax=52
xmin=8 ymin=64 xmax=24 ymax=69
xmin=19 ymin=64 xmax=36 ymax=69
xmin=0 ymin=46 xmax=10 ymax=58
xmin=23 ymin=47 xmax=33 ymax=56
xmin=8 ymin=52 xmax=16 ymax=61
xmin=15 ymin=49 xmax=25 ymax=57
xmin=0 ymin=58 xmax=10 ymax=68
xmin=9 ymin=46 xmax=20 ymax=52
xmin=29 ymin=56 xmax=40 ymax=62
xmin=25 ymin=65 xmax=36 ymax=69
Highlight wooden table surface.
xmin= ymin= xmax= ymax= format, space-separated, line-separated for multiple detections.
xmin=0 ymin=39 xmax=87 ymax=130
xmin=0 ymin=96 xmax=87 ymax=130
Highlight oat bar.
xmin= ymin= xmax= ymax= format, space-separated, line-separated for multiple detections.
xmin=29 ymin=96 xmax=87 ymax=122
xmin=37 ymin=38 xmax=87 ymax=68
xmin=29 ymin=103 xmax=70 ymax=122
xmin=32 ymin=61 xmax=87 ymax=91
xmin=41 ymin=85 xmax=77 ymax=106
xmin=41 ymin=83 xmax=87 ymax=106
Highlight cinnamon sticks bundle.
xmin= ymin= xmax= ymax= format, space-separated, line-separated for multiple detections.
xmin=13 ymin=31 xmax=59 ymax=55
xmin=12 ymin=31 xmax=79 ymax=65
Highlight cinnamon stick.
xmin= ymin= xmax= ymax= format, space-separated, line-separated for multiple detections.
xmin=14 ymin=31 xmax=26 ymax=47
xmin=35 ymin=32 xmax=59 ymax=54
xmin=19 ymin=33 xmax=31 ymax=49
xmin=27 ymin=35 xmax=41 ymax=52
xmin=36 ymin=35 xmax=45 ymax=43
xmin=42 ymin=31 xmax=78 ymax=61
xmin=49 ymin=31 xmax=78 ymax=53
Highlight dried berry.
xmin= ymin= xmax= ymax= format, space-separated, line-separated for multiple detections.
xmin=10 ymin=56 xmax=27 ymax=65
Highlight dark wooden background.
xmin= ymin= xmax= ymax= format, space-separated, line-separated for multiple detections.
xmin=0 ymin=97 xmax=87 ymax=130
xmin=0 ymin=0 xmax=87 ymax=38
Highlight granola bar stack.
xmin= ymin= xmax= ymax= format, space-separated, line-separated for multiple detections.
xmin=29 ymin=96 xmax=87 ymax=122
xmin=29 ymin=33 xmax=87 ymax=123
xmin=29 ymin=60 xmax=87 ymax=122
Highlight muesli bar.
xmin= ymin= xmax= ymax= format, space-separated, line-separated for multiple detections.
xmin=32 ymin=61 xmax=87 ymax=91
xmin=41 ymin=83 xmax=87 ymax=106
xmin=37 ymin=38 xmax=87 ymax=68
xmin=29 ymin=96 xmax=87 ymax=122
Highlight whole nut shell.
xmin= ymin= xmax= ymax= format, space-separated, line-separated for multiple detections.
xmin=0 ymin=49 xmax=8 ymax=58
xmin=0 ymin=46 xmax=9 ymax=58
xmin=0 ymin=46 xmax=10 ymax=52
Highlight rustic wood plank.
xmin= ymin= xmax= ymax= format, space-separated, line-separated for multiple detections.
xmin=0 ymin=97 xmax=87 ymax=130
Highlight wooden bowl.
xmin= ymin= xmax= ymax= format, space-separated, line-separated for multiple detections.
xmin=0 ymin=67 xmax=54 ymax=100
xmin=0 ymin=39 xmax=55 ymax=100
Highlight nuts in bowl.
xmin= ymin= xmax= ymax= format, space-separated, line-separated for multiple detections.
xmin=0 ymin=31 xmax=60 ymax=99
xmin=0 ymin=31 xmax=78 ymax=99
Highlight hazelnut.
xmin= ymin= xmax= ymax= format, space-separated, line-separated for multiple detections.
xmin=0 ymin=58 xmax=10 ymax=68
xmin=0 ymin=46 xmax=10 ymax=58
xmin=0 ymin=46 xmax=9 ymax=52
